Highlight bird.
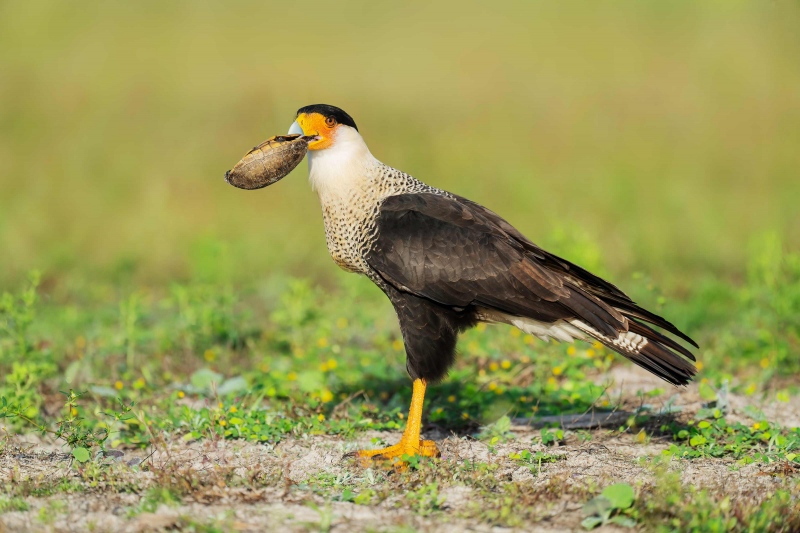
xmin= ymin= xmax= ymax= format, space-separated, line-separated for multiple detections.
xmin=284 ymin=104 xmax=697 ymax=462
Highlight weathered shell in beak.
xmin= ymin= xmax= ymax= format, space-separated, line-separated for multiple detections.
xmin=225 ymin=134 xmax=313 ymax=190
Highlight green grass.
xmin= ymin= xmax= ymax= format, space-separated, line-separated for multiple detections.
xmin=2 ymin=235 xmax=798 ymax=445
xmin=0 ymin=249 xmax=794 ymax=436
xmin=639 ymin=463 xmax=800 ymax=533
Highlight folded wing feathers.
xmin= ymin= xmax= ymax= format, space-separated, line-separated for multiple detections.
xmin=373 ymin=193 xmax=697 ymax=386
xmin=461 ymin=195 xmax=698 ymax=384
xmin=571 ymin=319 xmax=696 ymax=386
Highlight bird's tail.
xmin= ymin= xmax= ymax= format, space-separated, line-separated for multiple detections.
xmin=571 ymin=318 xmax=697 ymax=386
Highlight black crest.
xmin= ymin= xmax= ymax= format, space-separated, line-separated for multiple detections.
xmin=296 ymin=104 xmax=358 ymax=131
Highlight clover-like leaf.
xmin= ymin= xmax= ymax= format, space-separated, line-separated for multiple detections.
xmin=601 ymin=483 xmax=635 ymax=510
xmin=690 ymin=435 xmax=707 ymax=446
xmin=72 ymin=447 xmax=91 ymax=463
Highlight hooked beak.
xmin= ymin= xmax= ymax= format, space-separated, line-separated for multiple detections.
xmin=288 ymin=121 xmax=304 ymax=136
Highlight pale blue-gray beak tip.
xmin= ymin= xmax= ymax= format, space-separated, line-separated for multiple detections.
xmin=288 ymin=121 xmax=303 ymax=136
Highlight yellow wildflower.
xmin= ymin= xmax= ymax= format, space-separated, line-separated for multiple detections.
xmin=760 ymin=358 xmax=770 ymax=369
xmin=489 ymin=362 xmax=499 ymax=372
xmin=336 ymin=317 xmax=348 ymax=329
xmin=326 ymin=358 xmax=338 ymax=370
xmin=321 ymin=389 xmax=334 ymax=403
xmin=317 ymin=414 xmax=325 ymax=422
xmin=204 ymin=349 xmax=215 ymax=362
xmin=114 ymin=381 xmax=123 ymax=390
xmin=567 ymin=346 xmax=577 ymax=356
xmin=488 ymin=382 xmax=497 ymax=391
xmin=177 ymin=391 xmax=185 ymax=399
xmin=287 ymin=371 xmax=298 ymax=381
xmin=696 ymin=361 xmax=704 ymax=371
xmin=447 ymin=395 xmax=456 ymax=403
xmin=552 ymin=366 xmax=563 ymax=376
xmin=501 ymin=360 xmax=511 ymax=370
xmin=317 ymin=337 xmax=329 ymax=348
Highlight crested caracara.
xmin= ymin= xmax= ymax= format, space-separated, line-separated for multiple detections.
xmin=279 ymin=104 xmax=697 ymax=461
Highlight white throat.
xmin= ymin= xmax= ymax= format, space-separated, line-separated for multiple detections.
xmin=307 ymin=127 xmax=378 ymax=198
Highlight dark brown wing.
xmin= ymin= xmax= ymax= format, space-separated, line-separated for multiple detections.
xmin=366 ymin=192 xmax=697 ymax=385
xmin=456 ymin=195 xmax=698 ymax=349
xmin=366 ymin=193 xmax=624 ymax=338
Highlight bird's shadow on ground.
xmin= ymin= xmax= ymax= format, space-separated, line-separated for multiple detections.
xmin=337 ymin=374 xmax=601 ymax=436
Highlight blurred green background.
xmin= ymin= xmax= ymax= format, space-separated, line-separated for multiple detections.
xmin=2 ymin=1 xmax=799 ymax=289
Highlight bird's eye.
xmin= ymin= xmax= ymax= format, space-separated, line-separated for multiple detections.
xmin=325 ymin=117 xmax=336 ymax=128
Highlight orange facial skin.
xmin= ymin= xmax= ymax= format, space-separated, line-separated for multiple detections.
xmin=295 ymin=112 xmax=337 ymax=150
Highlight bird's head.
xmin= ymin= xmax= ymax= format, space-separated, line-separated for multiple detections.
xmin=288 ymin=104 xmax=359 ymax=152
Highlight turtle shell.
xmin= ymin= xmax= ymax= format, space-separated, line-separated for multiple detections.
xmin=225 ymin=134 xmax=312 ymax=190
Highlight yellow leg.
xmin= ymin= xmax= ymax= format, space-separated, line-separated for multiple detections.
xmin=351 ymin=379 xmax=440 ymax=464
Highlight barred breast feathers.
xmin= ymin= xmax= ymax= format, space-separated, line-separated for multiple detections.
xmin=307 ymin=126 xmax=442 ymax=274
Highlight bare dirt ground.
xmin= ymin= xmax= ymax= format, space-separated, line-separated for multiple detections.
xmin=2 ymin=375 xmax=799 ymax=533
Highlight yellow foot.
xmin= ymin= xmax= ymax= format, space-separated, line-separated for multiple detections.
xmin=347 ymin=439 xmax=440 ymax=466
